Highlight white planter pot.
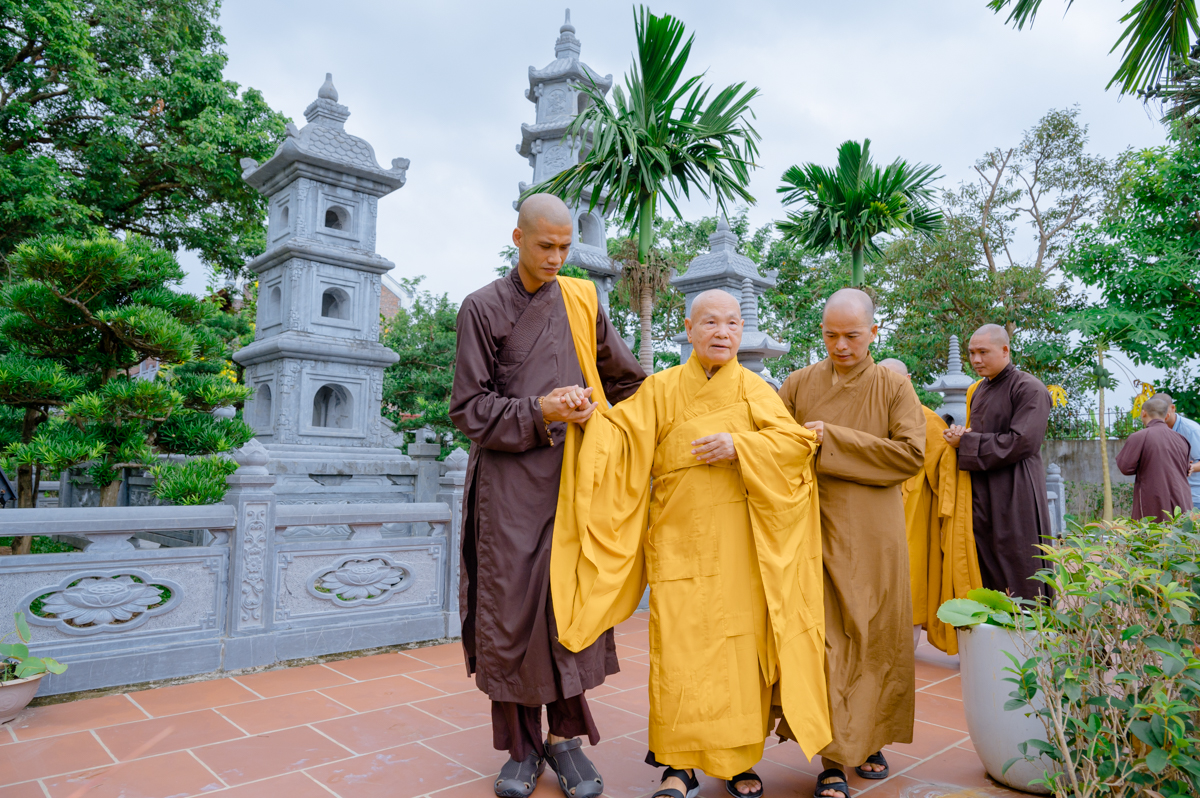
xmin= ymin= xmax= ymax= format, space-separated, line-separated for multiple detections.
xmin=0 ymin=672 xmax=45 ymax=724
xmin=958 ymin=623 xmax=1054 ymax=794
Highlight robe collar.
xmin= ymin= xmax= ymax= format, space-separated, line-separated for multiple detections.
xmin=811 ymin=353 xmax=876 ymax=410
xmin=1145 ymin=418 xmax=1167 ymax=429
xmin=680 ymin=352 xmax=742 ymax=422
xmin=985 ymin=362 xmax=1016 ymax=386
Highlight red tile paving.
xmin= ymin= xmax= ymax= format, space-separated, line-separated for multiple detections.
xmin=0 ymin=619 xmax=1027 ymax=798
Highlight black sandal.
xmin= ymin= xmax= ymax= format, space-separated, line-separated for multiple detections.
xmin=495 ymin=752 xmax=545 ymax=798
xmin=652 ymin=766 xmax=701 ymax=798
xmin=544 ymin=737 xmax=604 ymax=798
xmin=814 ymin=768 xmax=850 ymax=798
xmin=854 ymin=751 xmax=889 ymax=780
xmin=726 ymin=770 xmax=763 ymax=798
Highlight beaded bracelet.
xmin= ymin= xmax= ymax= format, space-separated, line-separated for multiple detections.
xmin=538 ymin=396 xmax=555 ymax=446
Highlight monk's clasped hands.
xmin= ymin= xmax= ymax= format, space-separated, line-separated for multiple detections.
xmin=943 ymin=424 xmax=970 ymax=449
xmin=540 ymin=385 xmax=599 ymax=426
xmin=692 ymin=433 xmax=737 ymax=464
xmin=803 ymin=420 xmax=824 ymax=445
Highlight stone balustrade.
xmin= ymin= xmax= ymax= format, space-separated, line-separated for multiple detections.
xmin=0 ymin=441 xmax=465 ymax=696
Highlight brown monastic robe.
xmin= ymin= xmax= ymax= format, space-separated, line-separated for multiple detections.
xmin=957 ymin=364 xmax=1052 ymax=600
xmin=1116 ymin=418 xmax=1194 ymax=522
xmin=450 ymin=270 xmax=644 ymax=710
xmin=778 ymin=355 xmax=924 ymax=767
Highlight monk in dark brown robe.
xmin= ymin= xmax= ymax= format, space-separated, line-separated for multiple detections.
xmin=1117 ymin=397 xmax=1194 ymax=522
xmin=944 ymin=324 xmax=1052 ymax=600
xmin=777 ymin=289 xmax=925 ymax=798
xmin=450 ymin=194 xmax=644 ymax=797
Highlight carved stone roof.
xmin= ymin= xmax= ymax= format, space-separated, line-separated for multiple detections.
xmin=672 ymin=217 xmax=774 ymax=292
xmin=526 ymin=11 xmax=613 ymax=101
xmin=241 ymin=74 xmax=408 ymax=194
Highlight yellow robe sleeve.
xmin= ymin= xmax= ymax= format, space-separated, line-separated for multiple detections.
xmin=730 ymin=377 xmax=831 ymax=759
xmin=551 ymin=379 xmax=656 ymax=653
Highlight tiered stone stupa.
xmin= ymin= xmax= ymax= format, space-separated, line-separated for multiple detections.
xmin=233 ymin=74 xmax=415 ymax=509
xmin=517 ymin=10 xmax=619 ymax=309
xmin=670 ymin=217 xmax=789 ymax=384
xmin=926 ymin=335 xmax=975 ymax=426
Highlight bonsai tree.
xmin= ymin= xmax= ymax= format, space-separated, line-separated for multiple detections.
xmin=536 ymin=6 xmax=760 ymax=373
xmin=0 ymin=235 xmax=252 ymax=507
xmin=777 ymin=139 xmax=942 ymax=287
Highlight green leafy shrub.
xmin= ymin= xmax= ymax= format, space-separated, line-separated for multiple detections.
xmin=150 ymin=456 xmax=238 ymax=506
xmin=0 ymin=612 xmax=67 ymax=681
xmin=1005 ymin=517 xmax=1200 ymax=797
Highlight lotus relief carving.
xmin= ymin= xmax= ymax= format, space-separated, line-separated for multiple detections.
xmin=23 ymin=572 xmax=182 ymax=635
xmin=308 ymin=557 xmax=411 ymax=606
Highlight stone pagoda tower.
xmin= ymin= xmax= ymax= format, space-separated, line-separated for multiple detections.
xmin=671 ymin=218 xmax=790 ymax=384
xmin=926 ymin=335 xmax=974 ymax=426
xmin=233 ymin=74 xmax=412 ymax=496
xmin=517 ymin=10 xmax=619 ymax=309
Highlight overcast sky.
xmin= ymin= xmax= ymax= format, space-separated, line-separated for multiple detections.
xmin=184 ymin=0 xmax=1172 ymax=401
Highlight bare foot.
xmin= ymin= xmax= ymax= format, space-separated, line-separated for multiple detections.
xmin=732 ymin=770 xmax=761 ymax=794
xmin=817 ymin=775 xmax=847 ymax=798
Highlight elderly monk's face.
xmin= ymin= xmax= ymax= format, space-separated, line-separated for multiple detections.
xmin=512 ymin=215 xmax=573 ymax=288
xmin=685 ymin=294 xmax=743 ymax=375
xmin=968 ymin=334 xmax=1011 ymax=380
xmin=821 ymin=305 xmax=877 ymax=375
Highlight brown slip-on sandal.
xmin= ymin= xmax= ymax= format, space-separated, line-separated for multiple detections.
xmin=494 ymin=753 xmax=544 ymax=798
xmin=544 ymin=737 xmax=603 ymax=798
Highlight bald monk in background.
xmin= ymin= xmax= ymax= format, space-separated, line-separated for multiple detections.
xmin=879 ymin=358 xmax=981 ymax=657
xmin=778 ymin=290 xmax=924 ymax=798
xmin=944 ymin=325 xmax=1052 ymax=600
xmin=450 ymin=193 xmax=645 ymax=798
xmin=552 ymin=290 xmax=830 ymax=798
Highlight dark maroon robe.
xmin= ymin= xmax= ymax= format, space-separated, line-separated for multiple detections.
xmin=450 ymin=269 xmax=644 ymax=711
xmin=958 ymin=364 xmax=1053 ymax=599
xmin=1116 ymin=418 xmax=1193 ymax=522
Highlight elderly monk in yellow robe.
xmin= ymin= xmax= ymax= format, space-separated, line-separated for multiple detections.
xmin=878 ymin=359 xmax=982 ymax=657
xmin=777 ymin=289 xmax=924 ymax=798
xmin=551 ymin=290 xmax=831 ymax=798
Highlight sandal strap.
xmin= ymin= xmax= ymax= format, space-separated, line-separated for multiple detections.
xmin=546 ymin=737 xmax=584 ymax=756
xmin=662 ymin=767 xmax=699 ymax=789
xmin=814 ymin=768 xmax=850 ymax=798
xmin=729 ymin=771 xmax=759 ymax=782
xmin=653 ymin=791 xmax=687 ymax=798
xmin=864 ymin=751 xmax=887 ymax=766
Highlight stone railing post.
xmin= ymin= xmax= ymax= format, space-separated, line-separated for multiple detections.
xmin=409 ymin=426 xmax=442 ymax=504
xmin=437 ymin=447 xmax=468 ymax=638
xmin=1045 ymin=462 xmax=1067 ymax=538
xmin=222 ymin=439 xmax=278 ymax=669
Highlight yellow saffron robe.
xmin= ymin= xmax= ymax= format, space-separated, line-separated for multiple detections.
xmin=550 ymin=354 xmax=832 ymax=778
xmin=902 ymin=405 xmax=983 ymax=655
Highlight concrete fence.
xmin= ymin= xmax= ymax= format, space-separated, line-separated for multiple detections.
xmin=0 ymin=442 xmax=464 ymax=696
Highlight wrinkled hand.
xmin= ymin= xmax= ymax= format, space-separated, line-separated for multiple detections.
xmin=692 ymin=433 xmax=737 ymax=464
xmin=803 ymin=420 xmax=824 ymax=445
xmin=541 ymin=385 xmax=598 ymax=426
xmin=944 ymin=424 xmax=970 ymax=449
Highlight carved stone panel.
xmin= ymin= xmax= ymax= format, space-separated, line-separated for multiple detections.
xmin=21 ymin=571 xmax=183 ymax=636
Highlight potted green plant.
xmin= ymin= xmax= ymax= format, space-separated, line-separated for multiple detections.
xmin=938 ymin=588 xmax=1052 ymax=794
xmin=0 ymin=611 xmax=67 ymax=724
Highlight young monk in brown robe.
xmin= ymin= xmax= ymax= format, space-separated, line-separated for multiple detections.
xmin=777 ymin=290 xmax=925 ymax=798
xmin=449 ymin=194 xmax=644 ymax=798
xmin=944 ymin=325 xmax=1052 ymax=600
xmin=1117 ymin=396 xmax=1194 ymax=522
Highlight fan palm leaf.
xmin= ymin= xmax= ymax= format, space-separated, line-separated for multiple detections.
xmin=777 ymin=139 xmax=941 ymax=287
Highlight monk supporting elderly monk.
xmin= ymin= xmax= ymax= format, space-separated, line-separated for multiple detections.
xmin=944 ymin=325 xmax=1052 ymax=600
xmin=551 ymin=290 xmax=831 ymax=798
xmin=879 ymin=358 xmax=981 ymax=657
xmin=450 ymin=194 xmax=645 ymax=798
xmin=778 ymin=289 xmax=925 ymax=798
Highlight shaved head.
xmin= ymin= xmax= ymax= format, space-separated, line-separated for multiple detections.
xmin=1152 ymin=392 xmax=1175 ymax=405
xmin=823 ymin=288 xmax=875 ymax=325
xmin=971 ymin=324 xmax=1010 ymax=348
xmin=878 ymin=358 xmax=909 ymax=377
xmin=688 ymin=289 xmax=741 ymax=321
xmin=517 ymin=193 xmax=572 ymax=232
xmin=967 ymin=323 xmax=1012 ymax=379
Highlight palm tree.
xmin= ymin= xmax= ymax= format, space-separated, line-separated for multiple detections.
xmin=777 ymin=139 xmax=942 ymax=288
xmin=988 ymin=0 xmax=1199 ymax=96
xmin=534 ymin=6 xmax=759 ymax=373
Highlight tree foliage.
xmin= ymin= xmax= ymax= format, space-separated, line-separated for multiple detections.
xmin=0 ymin=0 xmax=287 ymax=275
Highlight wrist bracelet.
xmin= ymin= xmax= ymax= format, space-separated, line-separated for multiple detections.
xmin=538 ymin=396 xmax=555 ymax=446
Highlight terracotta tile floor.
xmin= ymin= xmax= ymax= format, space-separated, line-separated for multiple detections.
xmin=0 ymin=614 xmax=1026 ymax=798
